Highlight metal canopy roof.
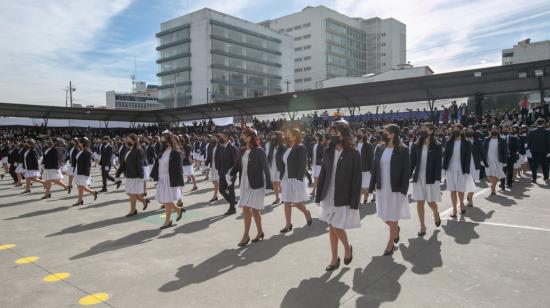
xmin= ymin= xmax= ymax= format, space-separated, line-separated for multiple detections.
xmin=1 ymin=59 xmax=549 ymax=123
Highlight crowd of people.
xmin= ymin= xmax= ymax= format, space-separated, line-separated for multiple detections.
xmin=1 ymin=106 xmax=550 ymax=271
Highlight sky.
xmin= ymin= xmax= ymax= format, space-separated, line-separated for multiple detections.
xmin=0 ymin=0 xmax=549 ymax=107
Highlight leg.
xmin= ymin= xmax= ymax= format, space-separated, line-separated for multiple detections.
xmin=457 ymin=192 xmax=465 ymax=210
xmin=417 ymin=201 xmax=426 ymax=233
xmin=333 ymin=228 xmax=351 ymax=259
xmin=163 ymin=203 xmax=172 ymax=226
xmin=241 ymin=206 xmax=252 ymax=243
xmin=283 ymin=202 xmax=292 ymax=228
xmin=129 ymin=194 xmax=137 ymax=214
xmin=467 ymin=192 xmax=474 ymax=206
xmin=212 ymin=181 xmax=219 ymax=199
xmin=251 ymin=209 xmax=263 ymax=238
xmin=328 ymin=226 xmax=339 ymax=265
xmin=428 ymin=202 xmax=440 ymax=225
xmin=294 ymin=202 xmax=312 ymax=223
xmin=450 ymin=191 xmax=458 ymax=215
xmin=386 ymin=221 xmax=398 ymax=251
xmin=77 ymin=185 xmax=84 ymax=202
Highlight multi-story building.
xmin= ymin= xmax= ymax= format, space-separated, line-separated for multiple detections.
xmin=502 ymin=39 xmax=550 ymax=65
xmin=106 ymin=83 xmax=162 ymax=110
xmin=259 ymin=5 xmax=406 ymax=91
xmin=156 ymin=8 xmax=294 ymax=108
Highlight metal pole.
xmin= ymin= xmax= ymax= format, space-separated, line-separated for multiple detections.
xmin=206 ymin=88 xmax=209 ymax=104
xmin=69 ymin=81 xmax=73 ymax=107
xmin=173 ymin=74 xmax=178 ymax=108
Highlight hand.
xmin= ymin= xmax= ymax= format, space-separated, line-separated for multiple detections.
xmin=225 ymin=174 xmax=232 ymax=186
xmin=104 ymin=166 xmax=109 ymax=171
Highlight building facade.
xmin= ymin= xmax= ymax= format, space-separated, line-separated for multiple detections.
xmin=259 ymin=5 xmax=406 ymax=91
xmin=156 ymin=8 xmax=294 ymax=108
xmin=106 ymin=83 xmax=162 ymax=110
xmin=502 ymin=39 xmax=550 ymax=65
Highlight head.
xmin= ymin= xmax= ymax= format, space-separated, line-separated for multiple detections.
xmin=126 ymin=134 xmax=139 ymax=148
xmin=271 ymin=131 xmax=284 ymax=146
xmin=465 ymin=126 xmax=475 ymax=139
xmin=356 ymin=128 xmax=367 ymax=143
xmin=219 ymin=131 xmax=230 ymax=144
xmin=329 ymin=120 xmax=353 ymax=149
xmin=417 ymin=123 xmax=435 ymax=145
xmin=501 ymin=125 xmax=510 ymax=135
xmin=536 ymin=118 xmax=546 ymax=127
xmin=383 ymin=124 xmax=401 ymax=147
xmin=285 ymin=128 xmax=302 ymax=146
xmin=490 ymin=126 xmax=500 ymax=137
xmin=101 ymin=136 xmax=110 ymax=144
xmin=161 ymin=131 xmax=179 ymax=149
xmin=315 ymin=132 xmax=325 ymax=144
xmin=241 ymin=128 xmax=260 ymax=148
xmin=451 ymin=123 xmax=464 ymax=139
xmin=80 ymin=138 xmax=90 ymax=150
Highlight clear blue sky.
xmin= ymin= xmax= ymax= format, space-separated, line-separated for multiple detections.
xmin=1 ymin=0 xmax=549 ymax=106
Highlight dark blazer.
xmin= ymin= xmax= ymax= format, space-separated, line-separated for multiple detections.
xmin=154 ymin=143 xmax=162 ymax=157
xmin=16 ymin=148 xmax=25 ymax=164
xmin=518 ymin=134 xmax=527 ymax=155
xmin=483 ymin=137 xmax=508 ymax=164
xmin=279 ymin=144 xmax=307 ymax=181
xmin=369 ymin=144 xmax=410 ymax=195
xmin=122 ymin=147 xmax=145 ymax=179
xmin=410 ymin=142 xmax=442 ymax=184
xmin=24 ymin=149 xmax=39 ymax=171
xmin=205 ymin=144 xmax=217 ymax=168
xmin=213 ymin=145 xmax=223 ymax=171
xmin=312 ymin=143 xmax=324 ymax=166
xmin=233 ymin=147 xmax=272 ymax=189
xmin=442 ymin=139 xmax=472 ymax=174
xmin=358 ymin=142 xmax=374 ymax=172
xmin=470 ymin=138 xmax=487 ymax=170
xmin=150 ymin=149 xmax=184 ymax=187
xmin=219 ymin=142 xmax=238 ymax=177
xmin=505 ymin=135 xmax=521 ymax=162
xmin=8 ymin=147 xmax=18 ymax=165
xmin=100 ymin=144 xmax=113 ymax=166
xmin=146 ymin=145 xmax=157 ymax=165
xmin=182 ymin=145 xmax=192 ymax=166
xmin=43 ymin=147 xmax=61 ymax=170
xmin=527 ymin=127 xmax=550 ymax=154
xmin=315 ymin=147 xmax=362 ymax=209
xmin=76 ymin=150 xmax=92 ymax=177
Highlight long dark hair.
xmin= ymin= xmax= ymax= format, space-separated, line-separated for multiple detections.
xmin=128 ymin=133 xmax=141 ymax=150
xmin=328 ymin=120 xmax=354 ymax=151
xmin=286 ymin=128 xmax=302 ymax=146
xmin=384 ymin=124 xmax=402 ymax=149
xmin=162 ymin=131 xmax=179 ymax=150
xmin=272 ymin=131 xmax=284 ymax=147
xmin=449 ymin=123 xmax=465 ymax=142
xmin=357 ymin=128 xmax=368 ymax=144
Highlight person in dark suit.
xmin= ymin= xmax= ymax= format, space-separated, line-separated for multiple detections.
xmin=232 ymin=128 xmax=272 ymax=247
xmin=268 ymin=131 xmax=286 ymax=205
xmin=115 ymin=140 xmax=127 ymax=178
xmin=316 ymin=120 xmax=361 ymax=270
xmin=356 ymin=128 xmax=374 ymax=204
xmin=7 ymin=141 xmax=19 ymax=183
xmin=410 ymin=123 xmax=442 ymax=237
xmin=218 ymin=131 xmax=238 ymax=216
xmin=22 ymin=139 xmax=45 ymax=194
xmin=41 ymin=138 xmax=69 ymax=199
xmin=369 ymin=124 xmax=410 ymax=256
xmin=204 ymin=135 xmax=220 ymax=202
xmin=120 ymin=134 xmax=150 ymax=217
xmin=309 ymin=132 xmax=325 ymax=197
xmin=500 ymin=125 xmax=521 ymax=189
xmin=99 ymin=137 xmax=122 ymax=192
xmin=527 ymin=118 xmax=550 ymax=183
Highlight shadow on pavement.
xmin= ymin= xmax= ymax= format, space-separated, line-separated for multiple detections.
xmin=442 ymin=219 xmax=479 ymax=244
xmin=4 ymin=206 xmax=70 ymax=220
xmin=78 ymin=198 xmax=127 ymax=210
xmin=158 ymin=223 xmax=327 ymax=292
xmin=399 ymin=230 xmax=442 ymax=275
xmin=157 ymin=214 xmax=229 ymax=239
xmin=280 ymin=268 xmax=350 ymax=308
xmin=352 ymin=256 xmax=406 ymax=307
xmin=485 ymin=194 xmax=517 ymax=207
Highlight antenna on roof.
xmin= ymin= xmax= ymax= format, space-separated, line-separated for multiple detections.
xmin=130 ymin=56 xmax=137 ymax=93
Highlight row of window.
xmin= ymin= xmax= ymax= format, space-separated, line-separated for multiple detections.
xmin=158 ymin=28 xmax=190 ymax=46
xmin=212 ymin=54 xmax=281 ymax=76
xmin=159 ymin=57 xmax=190 ymax=73
xmin=294 ymin=45 xmax=312 ymax=52
xmin=160 ymin=71 xmax=191 ymax=86
xmin=159 ymin=86 xmax=192 ymax=103
xmin=212 ymin=39 xmax=281 ymax=63
xmin=326 ymin=20 xmax=366 ymax=42
xmin=212 ymin=24 xmax=280 ymax=52
xmin=327 ymin=64 xmax=364 ymax=78
xmin=212 ymin=68 xmax=280 ymax=88
xmin=158 ymin=43 xmax=190 ymax=60
xmin=295 ymin=77 xmax=312 ymax=83
xmin=294 ymin=66 xmax=312 ymax=73
xmin=211 ymin=84 xmax=281 ymax=100
xmin=115 ymin=101 xmax=160 ymax=110
xmin=294 ymin=34 xmax=312 ymax=41
xmin=327 ymin=33 xmax=366 ymax=51
xmin=326 ymin=43 xmax=366 ymax=61
xmin=326 ymin=54 xmax=366 ymax=72
xmin=295 ymin=56 xmax=312 ymax=62
xmin=280 ymin=22 xmax=311 ymax=33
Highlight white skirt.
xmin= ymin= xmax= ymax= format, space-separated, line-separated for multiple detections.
xmin=143 ymin=166 xmax=150 ymax=181
xmin=281 ymin=177 xmax=310 ymax=203
xmin=238 ymin=182 xmax=266 ymax=210
xmin=361 ymin=171 xmax=371 ymax=189
xmin=486 ymin=159 xmax=505 ymax=179
xmin=156 ymin=176 xmax=182 ymax=204
xmin=125 ymin=178 xmax=144 ymax=195
xmin=74 ymin=175 xmax=91 ymax=187
xmin=92 ymin=153 xmax=100 ymax=161
xmin=1 ymin=157 xmax=7 ymax=164
xmin=66 ymin=163 xmax=74 ymax=176
xmin=375 ymin=190 xmax=411 ymax=221
xmin=183 ymin=165 xmax=194 ymax=176
xmin=313 ymin=165 xmax=322 ymax=178
xmin=15 ymin=164 xmax=24 ymax=174
xmin=412 ymin=174 xmax=441 ymax=203
xmin=445 ymin=169 xmax=476 ymax=192
xmin=210 ymin=167 xmax=219 ymax=182
xmin=25 ymin=170 xmax=41 ymax=178
xmin=43 ymin=169 xmax=63 ymax=181
xmin=514 ymin=156 xmax=524 ymax=169
xmin=318 ymin=202 xmax=360 ymax=229
xmin=60 ymin=164 xmax=68 ymax=173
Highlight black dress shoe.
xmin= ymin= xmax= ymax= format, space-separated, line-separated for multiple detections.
xmin=238 ymin=237 xmax=250 ymax=247
xmin=209 ymin=197 xmax=219 ymax=203
xmin=67 ymin=185 xmax=72 ymax=194
xmin=125 ymin=209 xmax=138 ymax=217
xmin=251 ymin=232 xmax=264 ymax=243
xmin=99 ymin=188 xmax=108 ymax=193
xmin=176 ymin=208 xmax=184 ymax=221
xmin=280 ymin=224 xmax=293 ymax=234
xmin=224 ymin=207 xmax=236 ymax=216
xmin=306 ymin=210 xmax=313 ymax=226
xmin=116 ymin=180 xmax=122 ymax=189
xmin=393 ymin=226 xmax=400 ymax=244
xmin=326 ymin=258 xmax=340 ymax=271
xmin=71 ymin=200 xmax=83 ymax=207
xmin=383 ymin=245 xmax=395 ymax=256
xmin=160 ymin=221 xmax=173 ymax=230
xmin=418 ymin=231 xmax=426 ymax=237
xmin=142 ymin=199 xmax=149 ymax=211
xmin=460 ymin=208 xmax=466 ymax=215
xmin=41 ymin=193 xmax=51 ymax=200
xmin=93 ymin=191 xmax=99 ymax=201
xmin=344 ymin=246 xmax=353 ymax=265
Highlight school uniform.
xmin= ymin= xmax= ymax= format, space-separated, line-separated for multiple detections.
xmin=14 ymin=148 xmax=26 ymax=174
xmin=234 ymin=147 xmax=272 ymax=210
xmin=280 ymin=144 xmax=309 ymax=203
xmin=311 ymin=143 xmax=323 ymax=178
xmin=100 ymin=143 xmax=117 ymax=189
xmin=181 ymin=144 xmax=194 ymax=176
xmin=268 ymin=144 xmax=285 ymax=183
xmin=468 ymin=137 xmax=486 ymax=182
xmin=410 ymin=142 xmax=442 ymax=203
xmin=483 ymin=137 xmax=507 ymax=179
xmin=205 ymin=144 xmax=220 ymax=181
xmin=357 ymin=141 xmax=374 ymax=189
xmin=442 ymin=139 xmax=475 ymax=192
xmin=150 ymin=149 xmax=184 ymax=203
xmin=316 ymin=147 xmax=362 ymax=229
xmin=369 ymin=145 xmax=411 ymax=222
xmin=218 ymin=142 xmax=238 ymax=207
xmin=42 ymin=146 xmax=63 ymax=180
xmin=23 ymin=148 xmax=40 ymax=178
xmin=74 ymin=150 xmax=92 ymax=187
xmin=122 ymin=147 xmax=146 ymax=195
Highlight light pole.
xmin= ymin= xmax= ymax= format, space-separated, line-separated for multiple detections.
xmin=227 ymin=44 xmax=232 ymax=99
xmin=173 ymin=72 xmax=180 ymax=108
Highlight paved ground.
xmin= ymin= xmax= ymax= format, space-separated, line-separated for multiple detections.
xmin=1 ymin=167 xmax=549 ymax=308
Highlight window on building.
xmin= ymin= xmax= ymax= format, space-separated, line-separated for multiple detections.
xmin=303 ymin=56 xmax=311 ymax=61
xmin=381 ymin=43 xmax=386 ymax=47
xmin=295 ymin=57 xmax=302 ymax=62
xmin=294 ymin=25 xmax=302 ymax=30
xmin=294 ymin=36 xmax=302 ymax=41
xmin=295 ymin=47 xmax=302 ymax=52
xmin=303 ymin=22 xmax=311 ymax=28
xmin=285 ymin=28 xmax=293 ymax=32
xmin=304 ymin=77 xmax=312 ymax=82
xmin=295 ymin=79 xmax=303 ymax=83
xmin=303 ymin=45 xmax=311 ymax=50
xmin=303 ymin=34 xmax=311 ymax=39
xmin=303 ymin=66 xmax=311 ymax=71
xmin=295 ymin=68 xmax=303 ymax=73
